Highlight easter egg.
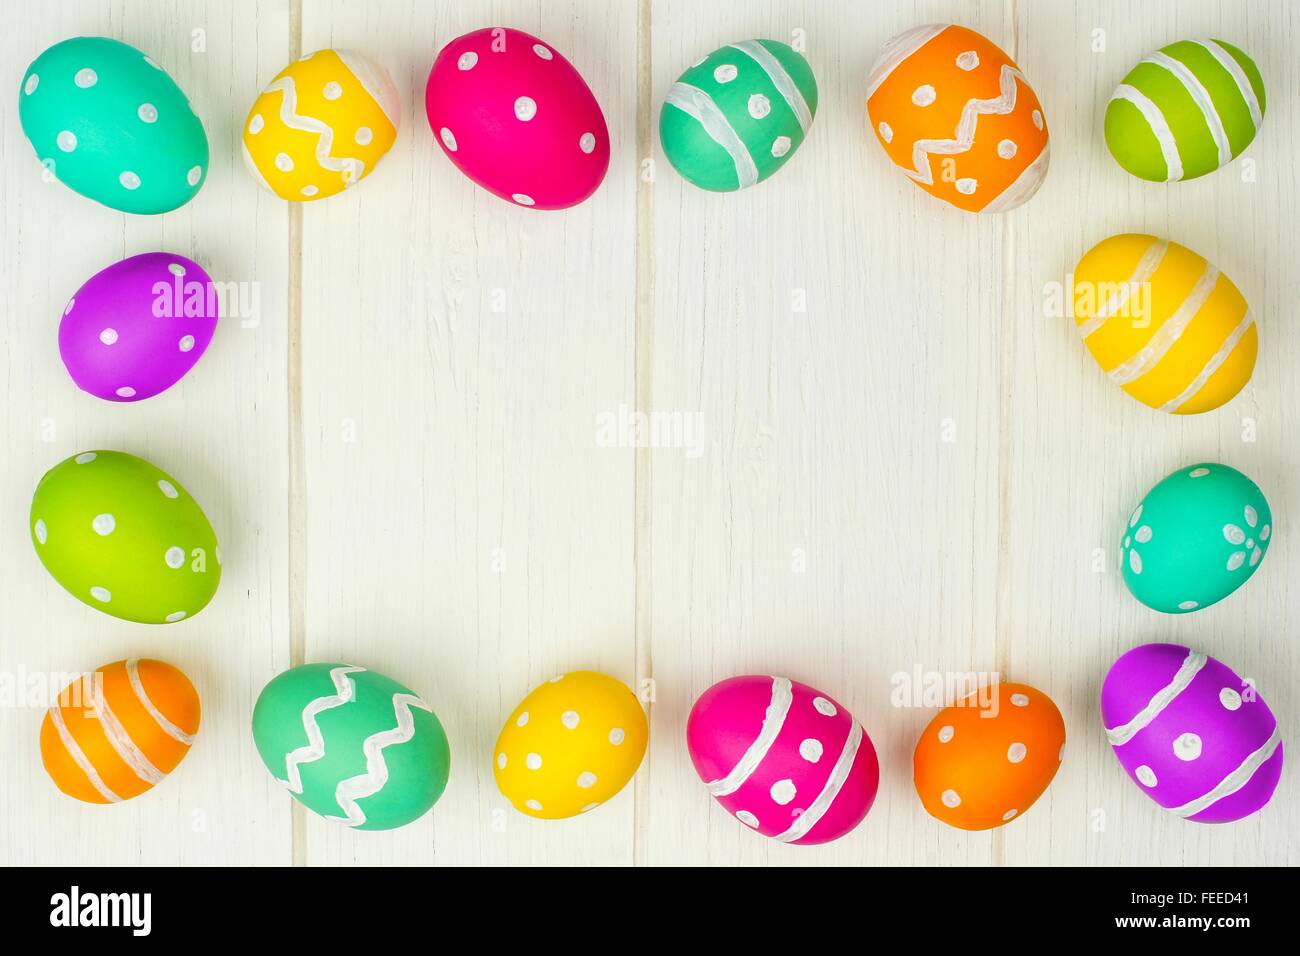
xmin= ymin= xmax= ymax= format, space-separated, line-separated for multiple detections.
xmin=1072 ymin=235 xmax=1255 ymax=414
xmin=1121 ymin=462 xmax=1271 ymax=614
xmin=866 ymin=24 xmax=1049 ymax=212
xmin=1102 ymin=643 xmax=1282 ymax=822
xmin=243 ymin=49 xmax=399 ymax=201
xmin=42 ymin=659 xmax=199 ymax=804
xmin=494 ymin=671 xmax=647 ymax=819
xmin=252 ymin=663 xmax=450 ymax=830
xmin=30 ymin=450 xmax=221 ymax=624
xmin=1106 ymin=39 xmax=1265 ymax=182
xmin=686 ymin=676 xmax=879 ymax=844
xmin=914 ymin=682 xmax=1064 ymax=830
xmin=425 ymin=27 xmax=609 ymax=209
xmin=59 ymin=253 xmax=217 ymax=402
xmin=660 ymin=39 xmax=818 ymax=192
xmin=19 ymin=37 xmax=208 ymax=214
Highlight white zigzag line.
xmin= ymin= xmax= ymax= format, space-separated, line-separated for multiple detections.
xmin=283 ymin=665 xmax=365 ymax=793
xmin=266 ymin=74 xmax=365 ymax=183
xmin=906 ymin=64 xmax=1027 ymax=186
xmin=331 ymin=693 xmax=434 ymax=827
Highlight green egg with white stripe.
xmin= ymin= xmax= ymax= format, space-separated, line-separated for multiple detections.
xmin=1106 ymin=38 xmax=1265 ymax=182
xmin=661 ymin=39 xmax=817 ymax=191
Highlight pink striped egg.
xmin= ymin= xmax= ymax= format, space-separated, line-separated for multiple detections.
xmin=425 ymin=27 xmax=609 ymax=210
xmin=687 ymin=675 xmax=879 ymax=844
xmin=1102 ymin=643 xmax=1283 ymax=823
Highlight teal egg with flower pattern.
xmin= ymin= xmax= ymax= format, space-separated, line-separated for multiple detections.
xmin=1121 ymin=463 xmax=1272 ymax=614
xmin=18 ymin=37 xmax=208 ymax=214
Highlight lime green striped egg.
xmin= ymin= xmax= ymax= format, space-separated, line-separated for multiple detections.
xmin=661 ymin=39 xmax=817 ymax=192
xmin=1105 ymin=39 xmax=1264 ymax=182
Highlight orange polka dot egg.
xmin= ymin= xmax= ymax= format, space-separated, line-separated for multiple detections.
xmin=867 ymin=24 xmax=1049 ymax=212
xmin=494 ymin=671 xmax=647 ymax=819
xmin=41 ymin=659 xmax=199 ymax=804
xmin=913 ymin=682 xmax=1064 ymax=830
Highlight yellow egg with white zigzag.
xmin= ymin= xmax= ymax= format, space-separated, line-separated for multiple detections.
xmin=242 ymin=49 xmax=399 ymax=201
xmin=1072 ymin=234 xmax=1256 ymax=414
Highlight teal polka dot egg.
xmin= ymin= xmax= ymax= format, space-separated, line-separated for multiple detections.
xmin=253 ymin=663 xmax=451 ymax=831
xmin=660 ymin=39 xmax=818 ymax=191
xmin=19 ymin=37 xmax=208 ymax=214
xmin=1121 ymin=463 xmax=1272 ymax=614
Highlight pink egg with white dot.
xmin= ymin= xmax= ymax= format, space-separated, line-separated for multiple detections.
xmin=1102 ymin=643 xmax=1283 ymax=823
xmin=687 ymin=675 xmax=880 ymax=844
xmin=59 ymin=252 xmax=217 ymax=402
xmin=425 ymin=27 xmax=610 ymax=210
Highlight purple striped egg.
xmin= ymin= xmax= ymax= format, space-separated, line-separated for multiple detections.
xmin=1101 ymin=643 xmax=1282 ymax=823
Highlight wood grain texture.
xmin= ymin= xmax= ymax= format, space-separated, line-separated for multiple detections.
xmin=0 ymin=0 xmax=1295 ymax=866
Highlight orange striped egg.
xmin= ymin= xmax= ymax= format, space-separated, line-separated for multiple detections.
xmin=41 ymin=659 xmax=199 ymax=804
xmin=1072 ymin=234 xmax=1256 ymax=414
xmin=866 ymin=24 xmax=1049 ymax=212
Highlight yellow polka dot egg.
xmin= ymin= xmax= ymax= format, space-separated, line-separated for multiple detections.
xmin=494 ymin=671 xmax=647 ymax=819
xmin=242 ymin=49 xmax=399 ymax=201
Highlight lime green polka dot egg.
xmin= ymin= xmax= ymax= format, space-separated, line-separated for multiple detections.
xmin=1121 ymin=462 xmax=1272 ymax=614
xmin=30 ymin=450 xmax=221 ymax=624
xmin=19 ymin=36 xmax=208 ymax=214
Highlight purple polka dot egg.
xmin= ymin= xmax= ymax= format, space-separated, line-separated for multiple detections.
xmin=1101 ymin=642 xmax=1283 ymax=823
xmin=59 ymin=252 xmax=217 ymax=402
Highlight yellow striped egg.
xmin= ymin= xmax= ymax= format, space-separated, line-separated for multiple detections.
xmin=1071 ymin=234 xmax=1256 ymax=414
xmin=242 ymin=49 xmax=399 ymax=201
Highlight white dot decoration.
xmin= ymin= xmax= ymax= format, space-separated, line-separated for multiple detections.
xmin=997 ymin=139 xmax=1017 ymax=159
xmin=579 ymin=132 xmax=596 ymax=154
xmin=576 ymin=771 xmax=597 ymax=788
xmin=92 ymin=513 xmax=116 ymax=536
xmin=248 ymin=114 xmax=264 ymax=134
xmin=1129 ymin=504 xmax=1143 ymax=527
xmin=457 ymin=52 xmax=478 ymax=71
xmin=798 ymin=738 xmax=824 ymax=762
xmin=1223 ymin=524 xmax=1246 ymax=545
xmin=138 ymin=103 xmax=158 ymax=123
xmin=1249 ymin=547 xmax=1262 ymax=568
xmin=1261 ymin=524 xmax=1271 ymax=541
xmin=938 ymin=725 xmax=954 ymax=743
xmin=525 ymin=752 xmax=542 ymax=770
xmin=770 ymin=779 xmax=796 ymax=805
xmin=812 ymin=696 xmax=836 ymax=716
xmin=1135 ymin=525 xmax=1153 ymax=544
xmin=1129 ymin=549 xmax=1143 ymax=574
xmin=116 ymin=386 xmax=136 ymax=398
xmin=532 ymin=44 xmax=553 ymax=60
xmin=955 ymin=178 xmax=977 ymax=195
xmin=516 ymin=711 xmax=529 ymax=727
xmin=1001 ymin=808 xmax=1019 ymax=822
xmin=956 ymin=51 xmax=980 ymax=71
xmin=1032 ymin=109 xmax=1044 ymax=129
xmin=1189 ymin=467 xmax=1210 ymax=477
xmin=748 ymin=93 xmax=771 ymax=119
xmin=1178 ymin=600 xmax=1199 ymax=610
xmin=878 ymin=121 xmax=893 ymax=143
xmin=165 ymin=546 xmax=185 ymax=569
xmin=1010 ymin=693 xmax=1029 ymax=707
xmin=99 ymin=328 xmax=118 ymax=345
xmin=1135 ymin=764 xmax=1158 ymax=787
xmin=168 ymin=262 xmax=186 ymax=277
xmin=440 ymin=127 xmax=457 ymax=151
xmin=56 ymin=130 xmax=77 ymax=152
xmin=119 ymin=171 xmax=141 ymax=190
xmin=497 ymin=753 xmax=507 ymax=769
xmin=90 ymin=586 xmax=111 ymax=603
xmin=34 ymin=519 xmax=47 ymax=545
xmin=524 ymin=799 xmax=542 ymax=811
xmin=912 ymin=84 xmax=936 ymax=106
xmin=158 ymin=479 xmax=178 ymax=498
xmin=355 ymin=126 xmax=373 ymax=146
xmin=771 ymin=135 xmax=792 ymax=157
xmin=187 ymin=166 xmax=202 ymax=186
xmin=65 ymin=299 xmax=75 ymax=315
xmin=1220 ymin=687 xmax=1243 ymax=711
xmin=512 ymin=193 xmax=535 ymax=206
xmin=1173 ymin=732 xmax=1202 ymax=761
xmin=941 ymin=789 xmax=961 ymax=808
xmin=1007 ymin=742 xmax=1027 ymax=763
xmin=323 ymin=81 xmax=343 ymax=100
xmin=274 ymin=152 xmax=294 ymax=172
xmin=714 ymin=64 xmax=738 ymax=83
xmin=1227 ymin=551 xmax=1246 ymax=571
xmin=165 ymin=611 xmax=187 ymax=623
xmin=75 ymin=68 xmax=98 ymax=88
xmin=735 ymin=809 xmax=760 ymax=828
xmin=608 ymin=727 xmax=625 ymax=745
xmin=24 ymin=74 xmax=38 ymax=95
xmin=300 ymin=185 xmax=318 ymax=197
xmin=514 ymin=96 xmax=537 ymax=121
xmin=561 ymin=710 xmax=580 ymax=729
xmin=75 ymin=452 xmax=97 ymax=464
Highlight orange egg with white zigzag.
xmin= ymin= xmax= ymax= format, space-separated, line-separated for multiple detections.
xmin=867 ymin=24 xmax=1049 ymax=213
xmin=40 ymin=659 xmax=199 ymax=804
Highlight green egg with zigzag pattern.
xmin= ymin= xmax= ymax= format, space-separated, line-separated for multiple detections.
xmin=661 ymin=39 xmax=818 ymax=191
xmin=1105 ymin=38 xmax=1265 ymax=182
xmin=19 ymin=36 xmax=208 ymax=214
xmin=253 ymin=663 xmax=451 ymax=831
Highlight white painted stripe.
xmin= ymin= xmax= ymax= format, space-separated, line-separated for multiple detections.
xmin=706 ymin=677 xmax=793 ymax=796
xmin=730 ymin=40 xmax=812 ymax=132
xmin=1108 ymin=264 xmax=1220 ymax=385
xmin=773 ymin=719 xmax=864 ymax=843
xmin=1146 ymin=51 xmax=1231 ymax=166
xmin=867 ymin=24 xmax=946 ymax=99
xmin=1170 ymin=723 xmax=1281 ymax=818
xmin=1106 ymin=651 xmax=1206 ymax=746
xmin=665 ymin=82 xmax=758 ymax=189
xmin=90 ymin=677 xmax=164 ymax=785
xmin=265 ymin=74 xmax=365 ymax=183
xmin=49 ymin=703 xmax=122 ymax=803
xmin=1110 ymin=84 xmax=1183 ymax=181
xmin=1195 ymin=40 xmax=1262 ymax=129
xmin=127 ymin=659 xmax=195 ymax=746
xmin=283 ymin=665 xmax=365 ymax=793
xmin=1077 ymin=239 xmax=1169 ymax=339
xmin=331 ymin=693 xmax=434 ymax=826
xmin=904 ymin=65 xmax=1027 ymax=187
xmin=1160 ymin=310 xmax=1254 ymax=412
xmin=981 ymin=142 xmax=1051 ymax=213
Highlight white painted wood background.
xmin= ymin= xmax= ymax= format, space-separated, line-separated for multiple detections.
xmin=0 ymin=0 xmax=1295 ymax=866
